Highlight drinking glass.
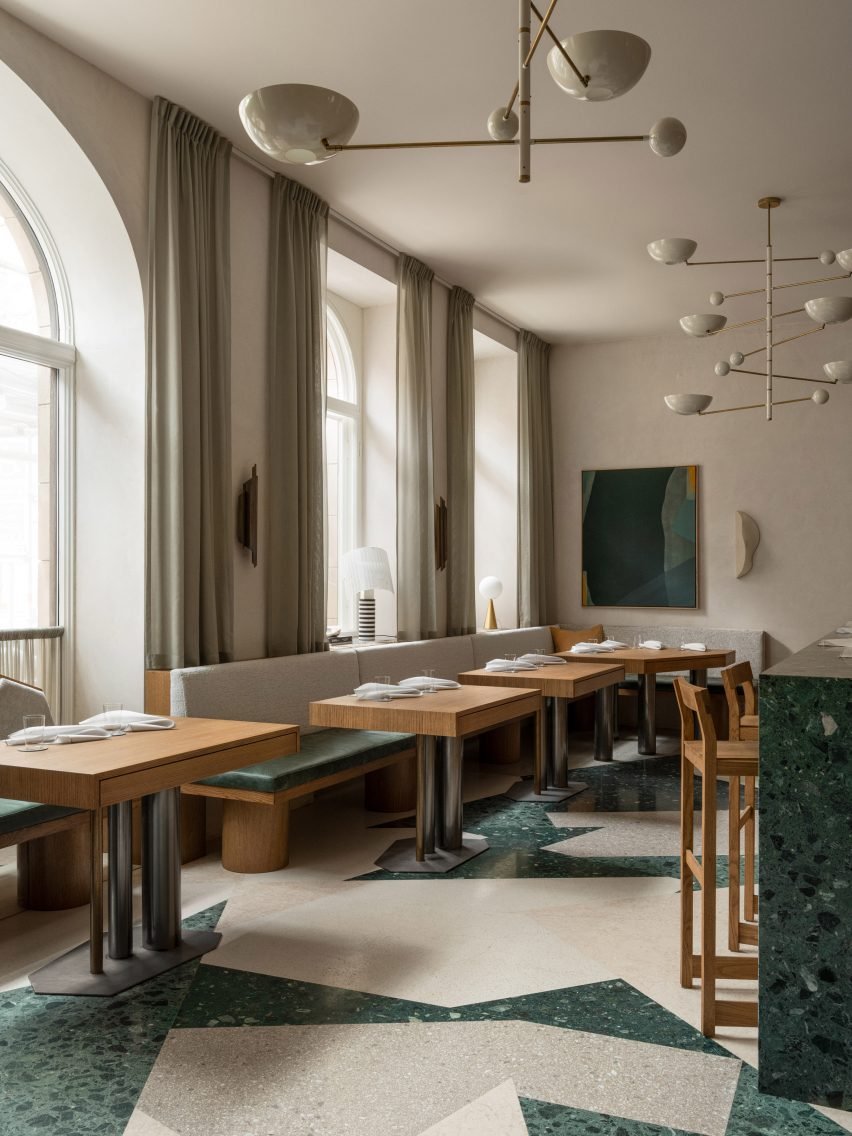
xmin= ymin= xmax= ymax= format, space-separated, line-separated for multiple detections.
xmin=422 ymin=668 xmax=437 ymax=693
xmin=633 ymin=633 xmax=643 ymax=649
xmin=19 ymin=714 xmax=48 ymax=752
xmin=533 ymin=648 xmax=547 ymax=667
xmin=504 ymin=653 xmax=517 ymax=672
xmin=374 ymin=675 xmax=392 ymax=701
xmin=102 ymin=702 xmax=127 ymax=734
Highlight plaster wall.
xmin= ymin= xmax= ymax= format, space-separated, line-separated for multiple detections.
xmin=550 ymin=329 xmax=852 ymax=665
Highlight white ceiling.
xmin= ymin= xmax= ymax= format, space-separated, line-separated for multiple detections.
xmin=6 ymin=1 xmax=852 ymax=344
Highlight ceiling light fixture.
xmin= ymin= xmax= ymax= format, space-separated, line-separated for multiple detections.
xmin=239 ymin=2 xmax=686 ymax=184
xmin=651 ymin=197 xmax=852 ymax=420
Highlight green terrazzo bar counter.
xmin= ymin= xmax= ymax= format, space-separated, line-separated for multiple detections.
xmin=759 ymin=635 xmax=852 ymax=1112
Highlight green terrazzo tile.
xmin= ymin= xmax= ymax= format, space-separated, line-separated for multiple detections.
xmin=727 ymin=1065 xmax=849 ymax=1135
xmin=520 ymin=1097 xmax=702 ymax=1135
xmin=0 ymin=902 xmax=225 ymax=1136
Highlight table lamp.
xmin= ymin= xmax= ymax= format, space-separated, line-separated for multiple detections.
xmin=341 ymin=547 xmax=394 ymax=641
xmin=479 ymin=576 xmax=503 ymax=630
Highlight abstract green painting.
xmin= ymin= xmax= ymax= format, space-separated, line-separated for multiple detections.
xmin=582 ymin=466 xmax=698 ymax=608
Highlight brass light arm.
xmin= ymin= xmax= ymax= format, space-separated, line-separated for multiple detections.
xmin=772 ymin=323 xmax=825 ymax=348
xmin=323 ymin=134 xmax=647 ymax=152
xmin=710 ymin=307 xmax=803 ymax=334
xmin=504 ymin=82 xmax=520 ymax=119
xmin=686 ymin=255 xmax=819 ymax=266
xmin=524 ymin=0 xmax=560 ymax=67
xmin=700 ymin=395 xmax=815 ymax=415
xmin=730 ymin=368 xmax=835 ymax=385
xmin=773 ymin=271 xmax=852 ymax=291
xmin=530 ymin=1 xmax=589 ymax=87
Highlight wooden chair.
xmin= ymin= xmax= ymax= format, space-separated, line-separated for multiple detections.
xmin=674 ymin=677 xmax=759 ymax=1037
xmin=721 ymin=662 xmax=759 ymax=941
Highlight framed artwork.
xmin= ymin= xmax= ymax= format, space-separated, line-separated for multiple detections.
xmin=581 ymin=465 xmax=698 ymax=608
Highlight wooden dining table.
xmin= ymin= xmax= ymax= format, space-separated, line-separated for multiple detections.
xmin=0 ymin=717 xmax=298 ymax=995
xmin=310 ymin=685 xmax=542 ymax=872
xmin=556 ymin=646 xmax=736 ymax=755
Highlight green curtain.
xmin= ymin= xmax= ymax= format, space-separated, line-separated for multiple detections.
xmin=518 ymin=329 xmax=556 ymax=626
xmin=396 ymin=255 xmax=437 ymax=641
xmin=266 ymin=176 xmax=329 ymax=656
xmin=146 ymin=97 xmax=233 ymax=670
xmin=446 ymin=286 xmax=476 ymax=635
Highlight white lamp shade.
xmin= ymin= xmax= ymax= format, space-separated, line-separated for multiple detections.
xmin=239 ymin=83 xmax=359 ymax=165
xmin=835 ymin=250 xmax=852 ymax=272
xmin=823 ymin=360 xmax=852 ymax=384
xmin=679 ymin=313 xmax=727 ymax=337
xmin=478 ymin=576 xmax=503 ymax=601
xmin=547 ymin=30 xmax=651 ymax=101
xmin=341 ymin=547 xmax=394 ymax=593
xmin=803 ymin=296 xmax=852 ymax=325
xmin=646 ymin=238 xmax=697 ymax=265
xmin=664 ymin=393 xmax=712 ymax=416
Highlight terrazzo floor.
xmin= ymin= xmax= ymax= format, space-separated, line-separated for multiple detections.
xmin=0 ymin=732 xmax=849 ymax=1136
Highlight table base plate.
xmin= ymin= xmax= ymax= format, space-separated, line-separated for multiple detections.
xmin=375 ymin=834 xmax=489 ymax=874
xmin=504 ymin=779 xmax=588 ymax=804
xmin=29 ymin=927 xmax=222 ymax=997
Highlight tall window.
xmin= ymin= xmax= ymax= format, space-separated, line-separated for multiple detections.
xmin=0 ymin=183 xmax=60 ymax=629
xmin=325 ymin=302 xmax=360 ymax=630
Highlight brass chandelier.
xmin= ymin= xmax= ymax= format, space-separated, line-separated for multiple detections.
xmin=651 ymin=198 xmax=852 ymax=420
xmin=239 ymin=3 xmax=687 ymax=184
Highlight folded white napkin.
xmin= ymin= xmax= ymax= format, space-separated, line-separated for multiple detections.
xmin=353 ymin=683 xmax=423 ymax=701
xmin=680 ymin=642 xmax=707 ymax=652
xmin=601 ymin=639 xmax=628 ymax=649
xmin=639 ymin=640 xmax=663 ymax=650
xmin=484 ymin=658 xmax=538 ymax=671
xmin=398 ymin=676 xmax=461 ymax=690
xmin=517 ymin=653 xmax=564 ymax=665
xmin=570 ymin=642 xmax=610 ymax=654
xmin=834 ymin=627 xmax=852 ymax=636
xmin=6 ymin=724 xmax=112 ymax=745
xmin=840 ymin=647 xmax=852 ymax=659
xmin=820 ymin=638 xmax=852 ymax=648
xmin=81 ymin=710 xmax=175 ymax=731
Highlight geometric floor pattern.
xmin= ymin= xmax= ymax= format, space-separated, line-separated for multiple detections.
xmin=0 ymin=734 xmax=847 ymax=1135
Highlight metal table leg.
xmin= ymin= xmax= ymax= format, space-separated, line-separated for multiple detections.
xmin=89 ymin=808 xmax=103 ymax=974
xmin=594 ymin=686 xmax=616 ymax=762
xmin=415 ymin=735 xmax=436 ymax=860
xmin=638 ymin=673 xmax=657 ymax=755
xmin=439 ymin=737 xmax=464 ymax=850
xmin=142 ymin=788 xmax=181 ymax=951
xmin=551 ymin=696 xmax=569 ymax=788
xmin=108 ymin=801 xmax=133 ymax=960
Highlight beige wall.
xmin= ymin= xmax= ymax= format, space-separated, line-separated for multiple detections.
xmin=550 ymin=328 xmax=852 ymax=665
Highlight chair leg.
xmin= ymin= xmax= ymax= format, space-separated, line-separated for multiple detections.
xmin=700 ymin=769 xmax=718 ymax=1038
xmin=728 ymin=776 xmax=741 ymax=951
xmin=680 ymin=754 xmax=695 ymax=989
xmin=743 ymin=776 xmax=757 ymax=922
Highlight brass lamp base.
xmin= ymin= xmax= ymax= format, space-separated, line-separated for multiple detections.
xmin=484 ymin=599 xmax=498 ymax=630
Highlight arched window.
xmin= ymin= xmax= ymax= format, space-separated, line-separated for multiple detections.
xmin=326 ymin=301 xmax=360 ymax=631
xmin=0 ymin=172 xmax=74 ymax=708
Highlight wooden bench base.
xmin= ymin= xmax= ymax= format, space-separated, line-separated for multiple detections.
xmin=1 ymin=812 xmax=92 ymax=911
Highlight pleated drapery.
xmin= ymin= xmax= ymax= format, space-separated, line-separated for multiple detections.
xmin=146 ymin=97 xmax=233 ymax=670
xmin=266 ymin=176 xmax=329 ymax=656
xmin=517 ymin=329 xmax=556 ymax=627
xmin=446 ymin=286 xmax=476 ymax=635
xmin=396 ymin=255 xmax=437 ymax=641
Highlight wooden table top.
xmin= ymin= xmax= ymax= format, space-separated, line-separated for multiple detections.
xmin=555 ymin=647 xmax=736 ymax=675
xmin=458 ymin=660 xmax=624 ymax=699
xmin=309 ymin=685 xmax=541 ymax=738
xmin=0 ymin=717 xmax=299 ymax=811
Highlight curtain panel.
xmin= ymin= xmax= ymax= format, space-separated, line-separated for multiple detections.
xmin=396 ymin=255 xmax=437 ymax=641
xmin=266 ymin=176 xmax=329 ymax=656
xmin=518 ymin=329 xmax=556 ymax=627
xmin=146 ymin=97 xmax=233 ymax=670
xmin=446 ymin=286 xmax=476 ymax=635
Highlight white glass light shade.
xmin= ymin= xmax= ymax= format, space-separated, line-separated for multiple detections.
xmin=487 ymin=107 xmax=519 ymax=141
xmin=679 ymin=313 xmax=727 ymax=337
xmin=478 ymin=576 xmax=503 ymax=601
xmin=664 ymin=393 xmax=712 ymax=415
xmin=547 ymin=30 xmax=651 ymax=101
xmin=341 ymin=547 xmax=394 ymax=594
xmin=804 ymin=296 xmax=852 ymax=325
xmin=648 ymin=117 xmax=687 ymax=158
xmin=239 ymin=83 xmax=359 ymax=165
xmin=715 ymin=361 xmax=730 ymax=376
xmin=823 ymin=361 xmax=852 ymax=384
xmin=646 ymin=238 xmax=697 ymax=265
xmin=835 ymin=250 xmax=852 ymax=272
xmin=812 ymin=389 xmax=830 ymax=405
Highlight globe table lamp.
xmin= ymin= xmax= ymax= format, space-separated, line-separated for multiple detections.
xmin=479 ymin=576 xmax=503 ymax=631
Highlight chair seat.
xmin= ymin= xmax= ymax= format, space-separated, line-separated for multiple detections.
xmin=684 ymin=739 xmax=758 ymax=777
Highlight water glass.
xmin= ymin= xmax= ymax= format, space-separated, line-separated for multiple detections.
xmin=632 ymin=633 xmax=643 ymax=649
xmin=19 ymin=714 xmax=48 ymax=752
xmin=374 ymin=675 xmax=392 ymax=701
xmin=102 ymin=702 xmax=127 ymax=734
xmin=422 ymin=668 xmax=437 ymax=693
xmin=533 ymin=648 xmax=547 ymax=667
xmin=504 ymin=653 xmax=517 ymax=672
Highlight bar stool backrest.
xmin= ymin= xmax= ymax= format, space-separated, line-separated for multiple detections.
xmin=721 ymin=662 xmax=757 ymax=740
xmin=673 ymin=677 xmax=718 ymax=770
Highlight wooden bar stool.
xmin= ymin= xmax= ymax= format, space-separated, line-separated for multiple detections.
xmin=674 ymin=677 xmax=759 ymax=1037
xmin=722 ymin=662 xmax=759 ymax=943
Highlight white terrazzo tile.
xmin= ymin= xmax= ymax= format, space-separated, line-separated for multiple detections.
xmin=418 ymin=1079 xmax=527 ymax=1135
xmin=123 ymin=1108 xmax=181 ymax=1136
xmin=816 ymin=1105 xmax=852 ymax=1134
xmin=138 ymin=1021 xmax=741 ymax=1136
xmin=543 ymin=809 xmax=745 ymax=858
xmin=203 ymin=875 xmax=676 ymax=1006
